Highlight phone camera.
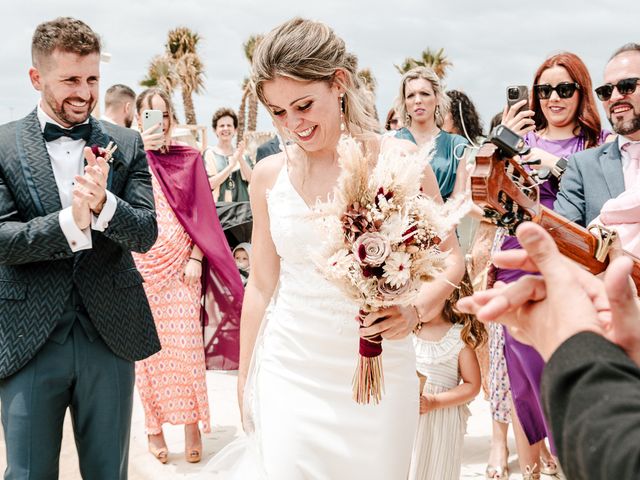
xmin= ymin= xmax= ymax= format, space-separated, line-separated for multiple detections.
xmin=507 ymin=87 xmax=520 ymax=100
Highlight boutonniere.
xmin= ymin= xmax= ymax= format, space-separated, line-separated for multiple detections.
xmin=90 ymin=141 xmax=118 ymax=164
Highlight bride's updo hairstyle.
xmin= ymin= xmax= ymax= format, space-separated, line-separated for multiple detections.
xmin=251 ymin=17 xmax=379 ymax=135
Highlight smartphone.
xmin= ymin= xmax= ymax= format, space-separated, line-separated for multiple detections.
xmin=506 ymin=85 xmax=529 ymax=114
xmin=142 ymin=109 xmax=163 ymax=133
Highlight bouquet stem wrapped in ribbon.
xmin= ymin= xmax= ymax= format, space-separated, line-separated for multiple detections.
xmin=315 ymin=136 xmax=468 ymax=405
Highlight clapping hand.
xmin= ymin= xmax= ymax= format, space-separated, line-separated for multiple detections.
xmin=229 ymin=140 xmax=246 ymax=169
xmin=74 ymin=146 xmax=110 ymax=215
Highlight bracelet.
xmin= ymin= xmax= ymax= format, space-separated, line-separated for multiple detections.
xmin=189 ymin=257 xmax=202 ymax=263
xmin=412 ymin=304 xmax=423 ymax=334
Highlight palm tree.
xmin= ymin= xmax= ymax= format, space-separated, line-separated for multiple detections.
xmin=237 ymin=34 xmax=263 ymax=141
xmin=394 ymin=47 xmax=453 ymax=79
xmin=140 ymin=55 xmax=179 ymax=95
xmin=166 ymin=27 xmax=206 ymax=125
xmin=357 ymin=68 xmax=379 ymax=122
xmin=237 ymin=78 xmax=250 ymax=143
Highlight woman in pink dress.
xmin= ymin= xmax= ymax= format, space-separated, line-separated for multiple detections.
xmin=134 ymin=88 xmax=243 ymax=464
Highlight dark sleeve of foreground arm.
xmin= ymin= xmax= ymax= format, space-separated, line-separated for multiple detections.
xmin=541 ymin=332 xmax=640 ymax=480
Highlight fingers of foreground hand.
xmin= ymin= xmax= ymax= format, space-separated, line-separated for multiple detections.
xmin=492 ymin=249 xmax=539 ymax=273
xmin=514 ymin=223 xmax=567 ymax=283
xmin=605 ymin=257 xmax=639 ymax=329
xmin=474 ymin=276 xmax=546 ymax=324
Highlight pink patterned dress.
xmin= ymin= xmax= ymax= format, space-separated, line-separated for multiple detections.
xmin=134 ymin=174 xmax=211 ymax=435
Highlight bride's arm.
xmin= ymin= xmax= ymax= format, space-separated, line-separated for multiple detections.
xmin=237 ymin=157 xmax=282 ymax=413
xmin=413 ymin=163 xmax=466 ymax=322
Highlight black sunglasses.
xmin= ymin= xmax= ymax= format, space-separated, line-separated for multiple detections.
xmin=595 ymin=77 xmax=640 ymax=101
xmin=534 ymin=82 xmax=580 ymax=100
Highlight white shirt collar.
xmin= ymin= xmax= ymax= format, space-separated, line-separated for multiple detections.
xmin=36 ymin=102 xmax=90 ymax=132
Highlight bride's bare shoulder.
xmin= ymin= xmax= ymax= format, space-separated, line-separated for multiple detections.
xmin=252 ymin=152 xmax=286 ymax=191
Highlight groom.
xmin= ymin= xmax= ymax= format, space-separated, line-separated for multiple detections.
xmin=0 ymin=17 xmax=160 ymax=479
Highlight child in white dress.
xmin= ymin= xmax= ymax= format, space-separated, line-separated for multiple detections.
xmin=409 ymin=274 xmax=486 ymax=480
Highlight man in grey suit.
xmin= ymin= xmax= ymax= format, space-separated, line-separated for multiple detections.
xmin=0 ymin=17 xmax=160 ymax=479
xmin=555 ymin=43 xmax=640 ymax=225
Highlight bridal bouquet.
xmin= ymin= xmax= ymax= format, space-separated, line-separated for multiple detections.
xmin=315 ymin=136 xmax=468 ymax=404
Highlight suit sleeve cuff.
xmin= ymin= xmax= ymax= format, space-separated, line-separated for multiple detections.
xmin=59 ymin=207 xmax=92 ymax=252
xmin=91 ymin=191 xmax=117 ymax=232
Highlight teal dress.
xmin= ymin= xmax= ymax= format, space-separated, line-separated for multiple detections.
xmin=395 ymin=128 xmax=468 ymax=200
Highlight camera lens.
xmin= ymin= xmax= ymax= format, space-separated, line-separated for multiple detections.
xmin=508 ymin=87 xmax=519 ymax=100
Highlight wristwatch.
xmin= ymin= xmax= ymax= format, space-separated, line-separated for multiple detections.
xmin=551 ymin=156 xmax=568 ymax=179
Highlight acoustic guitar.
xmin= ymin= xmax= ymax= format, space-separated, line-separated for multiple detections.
xmin=470 ymin=141 xmax=640 ymax=290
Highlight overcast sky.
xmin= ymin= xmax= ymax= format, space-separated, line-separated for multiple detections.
xmin=2 ymin=0 xmax=638 ymax=135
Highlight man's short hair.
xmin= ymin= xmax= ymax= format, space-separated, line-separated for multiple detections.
xmin=212 ymin=108 xmax=238 ymax=130
xmin=31 ymin=17 xmax=101 ymax=68
xmin=105 ymin=84 xmax=136 ymax=109
xmin=610 ymin=43 xmax=640 ymax=60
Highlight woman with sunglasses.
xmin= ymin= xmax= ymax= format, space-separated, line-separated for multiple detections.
xmin=498 ymin=52 xmax=611 ymax=480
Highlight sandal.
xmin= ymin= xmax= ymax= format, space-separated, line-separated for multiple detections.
xmin=148 ymin=434 xmax=169 ymax=464
xmin=523 ymin=463 xmax=541 ymax=480
xmin=540 ymin=455 xmax=559 ymax=475
xmin=486 ymin=446 xmax=509 ymax=479
xmin=185 ymin=425 xmax=202 ymax=463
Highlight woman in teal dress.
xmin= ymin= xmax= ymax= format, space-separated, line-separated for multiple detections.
xmin=395 ymin=66 xmax=468 ymax=200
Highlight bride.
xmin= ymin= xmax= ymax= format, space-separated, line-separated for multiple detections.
xmin=207 ymin=17 xmax=465 ymax=479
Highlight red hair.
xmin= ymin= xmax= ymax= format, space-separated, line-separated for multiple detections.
xmin=531 ymin=52 xmax=602 ymax=148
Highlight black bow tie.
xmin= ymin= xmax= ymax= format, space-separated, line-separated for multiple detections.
xmin=43 ymin=122 xmax=92 ymax=143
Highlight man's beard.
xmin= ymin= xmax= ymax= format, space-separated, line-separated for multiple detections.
xmin=124 ymin=115 xmax=133 ymax=128
xmin=609 ymin=105 xmax=640 ymax=136
xmin=44 ymin=87 xmax=95 ymax=127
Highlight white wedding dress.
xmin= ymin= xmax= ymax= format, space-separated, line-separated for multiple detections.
xmin=203 ymin=161 xmax=419 ymax=479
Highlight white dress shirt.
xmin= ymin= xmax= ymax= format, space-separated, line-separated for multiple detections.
xmin=37 ymin=104 xmax=117 ymax=252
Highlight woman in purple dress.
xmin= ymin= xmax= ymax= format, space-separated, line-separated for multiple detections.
xmin=498 ymin=52 xmax=612 ymax=479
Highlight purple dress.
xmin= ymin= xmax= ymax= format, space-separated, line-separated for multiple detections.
xmin=496 ymin=130 xmax=609 ymax=449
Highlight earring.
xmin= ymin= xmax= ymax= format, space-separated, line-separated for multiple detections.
xmin=405 ymin=112 xmax=411 ymax=126
xmin=435 ymin=105 xmax=441 ymax=118
xmin=339 ymin=93 xmax=346 ymax=133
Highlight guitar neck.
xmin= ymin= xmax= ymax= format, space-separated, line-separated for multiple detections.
xmin=535 ymin=206 xmax=640 ymax=291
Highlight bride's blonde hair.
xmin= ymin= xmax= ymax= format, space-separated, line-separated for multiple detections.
xmin=251 ymin=17 xmax=379 ymax=135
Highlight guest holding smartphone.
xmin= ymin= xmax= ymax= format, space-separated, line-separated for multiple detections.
xmin=134 ymin=88 xmax=243 ymax=464
xmin=498 ymin=52 xmax=611 ymax=479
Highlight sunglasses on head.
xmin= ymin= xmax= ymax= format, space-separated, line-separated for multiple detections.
xmin=595 ymin=77 xmax=640 ymax=101
xmin=534 ymin=82 xmax=580 ymax=100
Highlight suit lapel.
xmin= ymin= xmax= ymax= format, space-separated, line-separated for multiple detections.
xmin=17 ymin=109 xmax=61 ymax=216
xmin=599 ymin=141 xmax=625 ymax=199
